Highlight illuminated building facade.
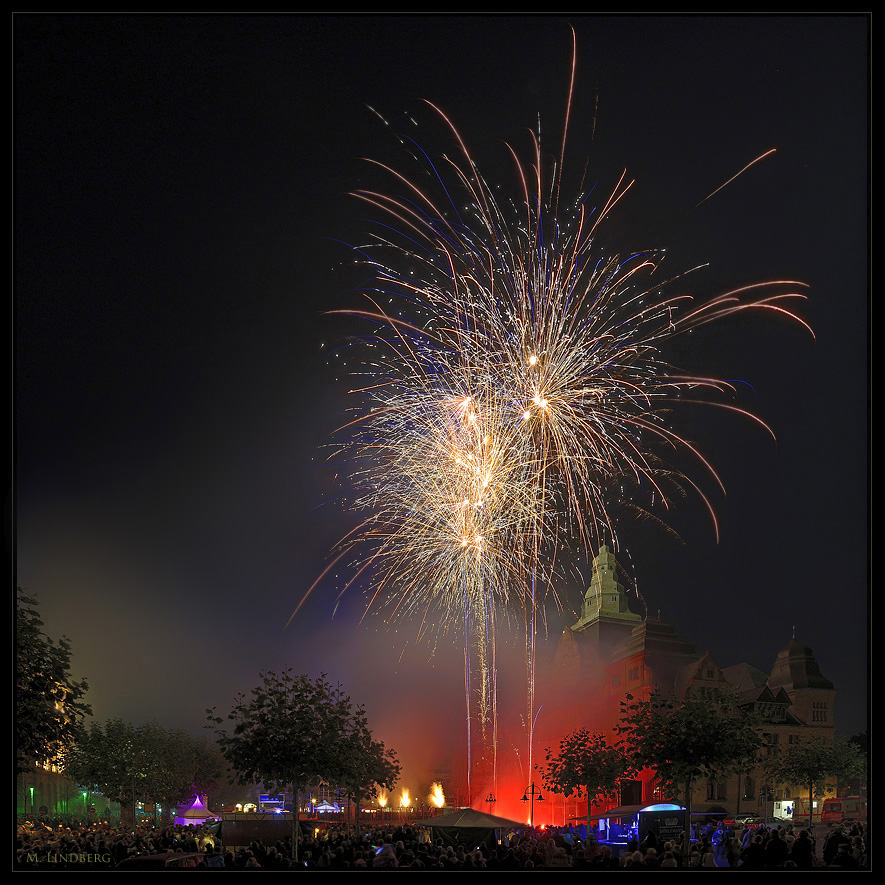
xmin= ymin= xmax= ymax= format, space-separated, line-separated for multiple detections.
xmin=532 ymin=544 xmax=838 ymax=825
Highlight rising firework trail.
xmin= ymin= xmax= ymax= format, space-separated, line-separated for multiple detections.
xmin=301 ymin=29 xmax=813 ymax=799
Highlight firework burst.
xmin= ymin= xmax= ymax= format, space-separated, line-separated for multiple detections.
xmin=299 ymin=33 xmax=812 ymax=802
xmin=325 ymin=102 xmax=812 ymax=629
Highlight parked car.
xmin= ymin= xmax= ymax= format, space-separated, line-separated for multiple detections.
xmin=723 ymin=813 xmax=760 ymax=827
xmin=115 ymin=852 xmax=206 ymax=870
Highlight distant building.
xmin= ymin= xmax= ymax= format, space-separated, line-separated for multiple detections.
xmin=532 ymin=544 xmax=838 ymax=825
xmin=16 ymin=760 xmax=119 ymax=821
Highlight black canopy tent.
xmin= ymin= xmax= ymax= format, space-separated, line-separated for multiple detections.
xmin=413 ymin=808 xmax=526 ymax=850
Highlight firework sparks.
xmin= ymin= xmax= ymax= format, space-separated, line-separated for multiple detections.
xmin=326 ymin=115 xmax=811 ymax=626
xmin=309 ymin=34 xmax=811 ymax=800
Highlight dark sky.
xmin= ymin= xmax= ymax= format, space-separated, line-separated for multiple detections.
xmin=15 ymin=14 xmax=868 ymax=795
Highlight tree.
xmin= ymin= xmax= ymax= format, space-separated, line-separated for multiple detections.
xmin=190 ymin=734 xmax=228 ymax=804
xmin=542 ymin=728 xmax=635 ymax=836
xmin=65 ymin=718 xmax=226 ymax=828
xmin=142 ymin=728 xmax=226 ymax=825
xmin=337 ymin=728 xmax=400 ymax=826
xmin=844 ymin=732 xmax=869 ymax=797
xmin=206 ymin=670 xmax=400 ymax=860
xmin=618 ymin=689 xmax=763 ymax=859
xmin=146 ymin=727 xmax=199 ymax=824
xmin=16 ymin=587 xmax=92 ymax=774
xmin=762 ymin=735 xmax=866 ymax=828
xmin=65 ymin=718 xmax=145 ymax=828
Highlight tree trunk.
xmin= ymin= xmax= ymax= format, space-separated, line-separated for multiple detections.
xmin=120 ymin=798 xmax=136 ymax=831
xmin=682 ymin=779 xmax=693 ymax=866
xmin=586 ymin=791 xmax=593 ymax=841
xmin=807 ymin=781 xmax=814 ymax=829
xmin=292 ymin=788 xmax=300 ymax=863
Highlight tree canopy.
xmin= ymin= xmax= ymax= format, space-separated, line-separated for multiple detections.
xmin=206 ymin=669 xmax=399 ymax=852
xmin=16 ymin=587 xmax=92 ymax=774
xmin=542 ymin=728 xmax=635 ymax=834
xmin=618 ymin=689 xmax=763 ymax=856
xmin=618 ymin=689 xmax=763 ymax=793
xmin=763 ymin=735 xmax=867 ymax=828
xmin=65 ymin=718 xmax=226 ymax=827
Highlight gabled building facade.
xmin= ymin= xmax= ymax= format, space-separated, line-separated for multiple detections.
xmin=535 ymin=545 xmax=838 ymax=825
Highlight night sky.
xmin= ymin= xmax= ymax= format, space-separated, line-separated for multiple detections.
xmin=15 ymin=14 xmax=868 ymax=796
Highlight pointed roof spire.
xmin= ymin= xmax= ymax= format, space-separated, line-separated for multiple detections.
xmin=570 ymin=543 xmax=640 ymax=632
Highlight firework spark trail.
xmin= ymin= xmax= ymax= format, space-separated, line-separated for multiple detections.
xmin=341 ymin=380 xmax=544 ymax=623
xmin=315 ymin=41 xmax=812 ymax=799
xmin=347 ymin=139 xmax=810 ymax=559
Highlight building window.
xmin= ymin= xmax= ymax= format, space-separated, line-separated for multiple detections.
xmin=621 ymin=780 xmax=642 ymax=806
xmin=705 ymin=780 xmax=727 ymax=801
xmin=743 ymin=777 xmax=754 ymax=799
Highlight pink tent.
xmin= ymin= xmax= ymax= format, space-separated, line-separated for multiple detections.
xmin=174 ymin=795 xmax=220 ymax=827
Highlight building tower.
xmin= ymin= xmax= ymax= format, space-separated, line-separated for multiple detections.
xmin=553 ymin=544 xmax=642 ymax=683
xmin=572 ymin=544 xmax=641 ymax=638
xmin=767 ymin=631 xmax=836 ymax=730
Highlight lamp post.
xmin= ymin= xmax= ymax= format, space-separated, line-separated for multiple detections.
xmin=521 ymin=782 xmax=544 ymax=828
xmin=760 ymin=786 xmax=773 ymax=826
xmin=485 ymin=793 xmax=496 ymax=811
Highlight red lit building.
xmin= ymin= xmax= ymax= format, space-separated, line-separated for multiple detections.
xmin=522 ymin=544 xmax=838 ymax=826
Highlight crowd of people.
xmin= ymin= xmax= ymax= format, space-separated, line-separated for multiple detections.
xmin=283 ymin=821 xmax=870 ymax=871
xmin=15 ymin=818 xmax=220 ymax=870
xmin=15 ymin=815 xmax=869 ymax=870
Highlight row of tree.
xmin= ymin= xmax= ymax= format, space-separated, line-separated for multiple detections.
xmin=47 ymin=670 xmax=399 ymax=855
xmin=64 ymin=719 xmax=227 ymax=828
xmin=18 ymin=586 xmax=863 ymax=866
xmin=54 ymin=671 xmax=400 ymax=853
xmin=542 ymin=689 xmax=867 ymax=861
xmin=17 ymin=588 xmax=399 ymax=853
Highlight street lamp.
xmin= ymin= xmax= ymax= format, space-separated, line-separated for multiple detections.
xmin=485 ymin=793 xmax=496 ymax=809
xmin=521 ymin=782 xmax=544 ymax=827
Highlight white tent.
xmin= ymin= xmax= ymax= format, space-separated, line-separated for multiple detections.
xmin=174 ymin=795 xmax=221 ymax=827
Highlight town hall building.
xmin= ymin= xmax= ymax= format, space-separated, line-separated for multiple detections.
xmin=530 ymin=543 xmax=837 ymax=825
